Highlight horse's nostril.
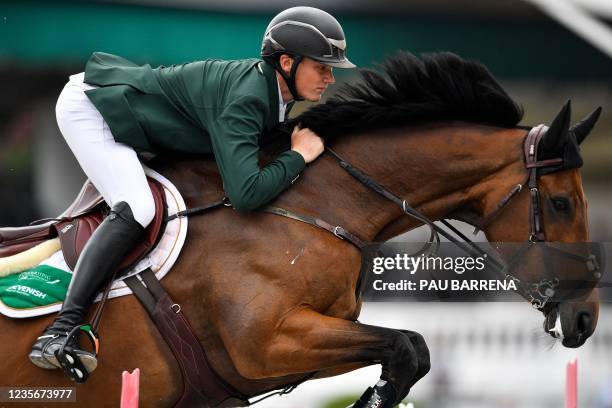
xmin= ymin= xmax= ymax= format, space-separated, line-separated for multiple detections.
xmin=577 ymin=311 xmax=592 ymax=334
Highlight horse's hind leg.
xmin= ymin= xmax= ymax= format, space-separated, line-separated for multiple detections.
xmin=225 ymin=307 xmax=430 ymax=407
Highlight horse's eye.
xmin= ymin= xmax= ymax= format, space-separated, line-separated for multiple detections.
xmin=552 ymin=197 xmax=571 ymax=213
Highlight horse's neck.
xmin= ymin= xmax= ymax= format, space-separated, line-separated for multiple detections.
xmin=275 ymin=123 xmax=527 ymax=241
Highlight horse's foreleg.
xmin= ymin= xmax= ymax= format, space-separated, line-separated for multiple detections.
xmin=309 ymin=328 xmax=431 ymax=407
xmin=226 ymin=307 xmax=430 ymax=407
xmin=311 ymin=328 xmax=430 ymax=382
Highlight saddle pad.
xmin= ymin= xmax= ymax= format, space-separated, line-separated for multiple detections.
xmin=0 ymin=166 xmax=188 ymax=318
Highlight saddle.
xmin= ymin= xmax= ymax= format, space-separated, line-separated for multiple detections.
xmin=0 ymin=179 xmax=166 ymax=272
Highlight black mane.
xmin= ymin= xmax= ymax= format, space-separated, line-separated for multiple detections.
xmin=288 ymin=51 xmax=523 ymax=139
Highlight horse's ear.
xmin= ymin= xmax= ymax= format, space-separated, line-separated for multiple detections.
xmin=570 ymin=107 xmax=602 ymax=145
xmin=540 ymin=100 xmax=571 ymax=157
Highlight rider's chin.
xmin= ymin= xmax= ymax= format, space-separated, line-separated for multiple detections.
xmin=308 ymin=91 xmax=322 ymax=102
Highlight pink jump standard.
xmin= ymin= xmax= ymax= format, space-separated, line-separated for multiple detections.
xmin=120 ymin=368 xmax=140 ymax=408
xmin=566 ymin=359 xmax=577 ymax=408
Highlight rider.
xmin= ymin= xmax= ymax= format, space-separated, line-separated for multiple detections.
xmin=29 ymin=6 xmax=355 ymax=376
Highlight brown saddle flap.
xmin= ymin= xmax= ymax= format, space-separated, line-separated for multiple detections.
xmin=54 ymin=178 xmax=167 ymax=271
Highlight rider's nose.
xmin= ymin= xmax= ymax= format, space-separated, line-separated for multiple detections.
xmin=327 ymin=72 xmax=336 ymax=84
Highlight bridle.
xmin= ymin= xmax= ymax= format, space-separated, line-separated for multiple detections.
xmin=478 ymin=124 xmax=562 ymax=242
xmin=321 ymin=124 xmax=600 ymax=310
xmin=478 ymin=125 xmax=600 ymax=309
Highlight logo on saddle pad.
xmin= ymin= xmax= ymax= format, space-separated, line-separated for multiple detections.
xmin=60 ymin=224 xmax=73 ymax=234
xmin=5 ymin=285 xmax=47 ymax=300
xmin=18 ymin=271 xmax=52 ymax=283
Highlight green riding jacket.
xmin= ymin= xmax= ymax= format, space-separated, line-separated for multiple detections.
xmin=83 ymin=52 xmax=305 ymax=212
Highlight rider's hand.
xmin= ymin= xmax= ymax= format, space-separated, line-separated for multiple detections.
xmin=291 ymin=126 xmax=324 ymax=164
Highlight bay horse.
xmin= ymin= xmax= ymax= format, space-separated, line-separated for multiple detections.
xmin=0 ymin=52 xmax=602 ymax=407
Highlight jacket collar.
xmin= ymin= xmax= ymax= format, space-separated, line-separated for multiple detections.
xmin=261 ymin=61 xmax=281 ymax=130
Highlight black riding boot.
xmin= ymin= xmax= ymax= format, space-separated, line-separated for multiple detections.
xmin=29 ymin=201 xmax=144 ymax=375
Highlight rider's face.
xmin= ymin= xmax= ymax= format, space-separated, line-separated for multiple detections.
xmin=294 ymin=58 xmax=335 ymax=102
xmin=279 ymin=55 xmax=335 ymax=102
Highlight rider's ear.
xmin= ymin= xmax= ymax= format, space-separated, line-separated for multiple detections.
xmin=540 ymin=100 xmax=571 ymax=158
xmin=279 ymin=54 xmax=294 ymax=74
xmin=570 ymin=107 xmax=602 ymax=145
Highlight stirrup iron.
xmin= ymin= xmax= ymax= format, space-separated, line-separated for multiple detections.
xmin=55 ymin=324 xmax=100 ymax=383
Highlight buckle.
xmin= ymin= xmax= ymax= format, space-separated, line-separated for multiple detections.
xmin=530 ymin=297 xmax=544 ymax=310
xmin=587 ymin=254 xmax=600 ymax=275
xmin=528 ymin=278 xmax=558 ymax=310
xmin=504 ymin=274 xmax=520 ymax=286
xmin=333 ymin=226 xmax=345 ymax=240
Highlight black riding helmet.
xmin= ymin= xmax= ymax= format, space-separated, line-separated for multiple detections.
xmin=261 ymin=6 xmax=355 ymax=101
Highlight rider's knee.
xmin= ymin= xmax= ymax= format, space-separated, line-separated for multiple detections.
xmin=127 ymin=192 xmax=156 ymax=228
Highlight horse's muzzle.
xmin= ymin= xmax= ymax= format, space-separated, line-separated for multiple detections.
xmin=544 ymin=305 xmax=596 ymax=348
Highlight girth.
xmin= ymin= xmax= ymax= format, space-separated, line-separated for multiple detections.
xmin=124 ymin=269 xmax=250 ymax=407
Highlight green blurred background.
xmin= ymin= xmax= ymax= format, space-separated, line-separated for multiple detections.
xmin=1 ymin=1 xmax=611 ymax=407
xmin=1 ymin=0 xmax=610 ymax=228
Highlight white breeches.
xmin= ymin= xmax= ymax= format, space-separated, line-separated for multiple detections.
xmin=55 ymin=73 xmax=155 ymax=228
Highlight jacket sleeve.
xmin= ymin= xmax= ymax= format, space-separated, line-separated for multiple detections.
xmin=209 ymin=96 xmax=305 ymax=212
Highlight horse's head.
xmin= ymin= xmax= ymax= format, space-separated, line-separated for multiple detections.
xmin=483 ymin=101 xmax=602 ymax=348
xmin=291 ymin=52 xmax=604 ymax=348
